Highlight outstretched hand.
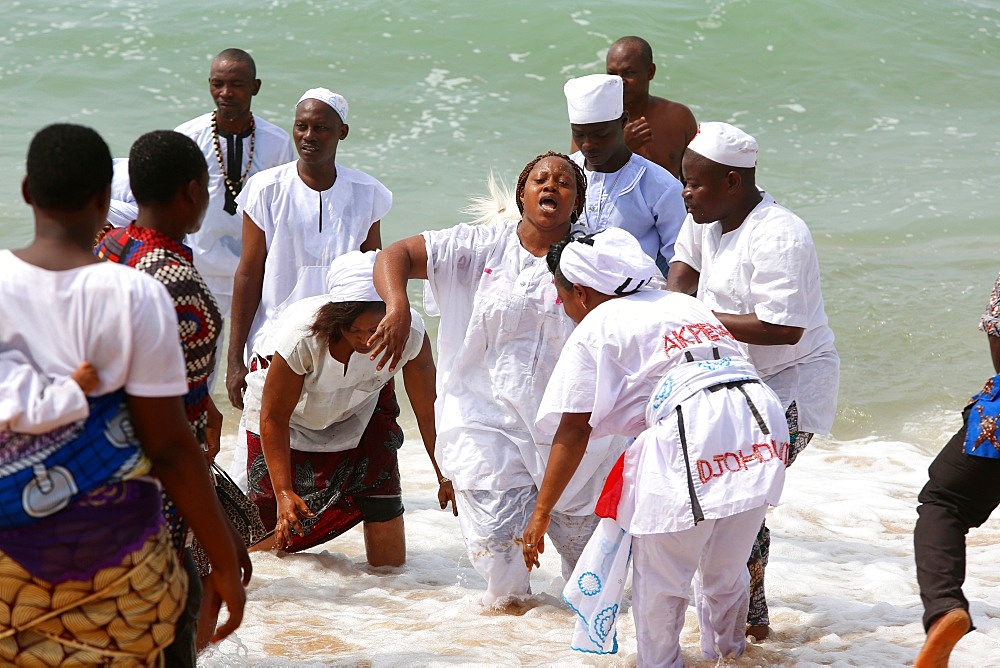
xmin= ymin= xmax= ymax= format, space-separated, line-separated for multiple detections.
xmin=274 ymin=489 xmax=315 ymax=551
xmin=368 ymin=306 xmax=412 ymax=373
xmin=522 ymin=510 xmax=551 ymax=571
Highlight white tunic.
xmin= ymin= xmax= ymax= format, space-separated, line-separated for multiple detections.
xmin=0 ymin=251 xmax=188 ymax=401
xmin=174 ymin=112 xmax=294 ymax=309
xmin=570 ymin=152 xmax=686 ymax=265
xmin=236 ymin=161 xmax=392 ymax=360
xmin=671 ymin=191 xmax=840 ymax=434
xmin=241 ymin=295 xmax=424 ymax=453
xmin=537 ymin=291 xmax=787 ymax=533
xmin=423 ymin=219 xmax=621 ymax=511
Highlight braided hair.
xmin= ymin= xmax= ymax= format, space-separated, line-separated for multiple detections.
xmin=514 ymin=151 xmax=586 ymax=223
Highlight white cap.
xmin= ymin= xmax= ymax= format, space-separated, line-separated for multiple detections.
xmin=564 ymin=74 xmax=623 ymax=124
xmin=559 ymin=228 xmax=662 ymax=296
xmin=297 ymin=87 xmax=349 ymax=124
xmin=686 ymin=121 xmax=758 ymax=168
xmin=325 ymin=250 xmax=380 ymax=302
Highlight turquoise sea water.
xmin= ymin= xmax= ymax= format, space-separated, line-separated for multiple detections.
xmin=2 ymin=0 xmax=999 ymax=448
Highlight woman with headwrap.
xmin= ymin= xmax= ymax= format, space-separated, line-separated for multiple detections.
xmin=522 ymin=227 xmax=789 ymax=666
xmin=241 ymin=251 xmax=453 ymax=564
xmin=370 ymin=151 xmax=626 ymax=610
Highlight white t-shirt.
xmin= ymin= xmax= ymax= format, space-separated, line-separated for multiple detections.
xmin=570 ymin=152 xmax=686 ymax=265
xmin=671 ymin=191 xmax=840 ymax=434
xmin=423 ymin=219 xmax=622 ymax=509
xmin=241 ymin=295 xmax=424 ymax=453
xmin=537 ymin=291 xmax=787 ymax=533
xmin=0 ymin=349 xmax=88 ymax=434
xmin=0 ymin=251 xmax=188 ymax=401
xmin=237 ymin=162 xmax=392 ymax=360
xmin=175 ymin=112 xmax=294 ymax=307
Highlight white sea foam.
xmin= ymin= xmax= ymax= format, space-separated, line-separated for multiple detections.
xmin=200 ymin=430 xmax=1000 ymax=666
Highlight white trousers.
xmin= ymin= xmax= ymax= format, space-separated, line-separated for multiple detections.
xmin=455 ymin=485 xmax=599 ymax=606
xmin=631 ymin=504 xmax=768 ymax=667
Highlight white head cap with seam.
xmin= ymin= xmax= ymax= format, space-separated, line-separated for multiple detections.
xmin=564 ymin=74 xmax=624 ymax=124
xmin=686 ymin=121 xmax=758 ymax=168
xmin=297 ymin=87 xmax=349 ymax=124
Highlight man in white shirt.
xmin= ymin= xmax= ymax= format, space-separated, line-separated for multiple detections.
xmin=667 ymin=121 xmax=840 ymax=640
xmin=174 ymin=48 xmax=294 ymax=318
xmin=226 ymin=87 xmax=390 ymax=410
xmin=565 ymin=73 xmax=686 ymax=274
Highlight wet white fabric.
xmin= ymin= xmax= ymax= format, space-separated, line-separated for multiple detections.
xmin=0 ymin=349 xmax=88 ymax=434
xmin=570 ymin=152 xmax=685 ymax=265
xmin=687 ymin=121 xmax=759 ymax=168
xmin=564 ymin=74 xmax=623 ymax=124
xmin=632 ymin=505 xmax=767 ymax=667
xmin=671 ymin=190 xmax=840 ymax=434
xmin=325 ymin=249 xmax=380 ymax=302
xmin=422 ymin=218 xmax=617 ymax=511
xmin=241 ymin=295 xmax=424 ymax=452
xmin=237 ymin=161 xmax=391 ymax=360
xmin=175 ymin=112 xmax=294 ymax=314
xmin=558 ymin=226 xmax=662 ymax=296
xmin=454 ymin=486 xmax=600 ymax=606
xmin=106 ymin=158 xmax=137 ymax=227
xmin=297 ymin=87 xmax=348 ymax=124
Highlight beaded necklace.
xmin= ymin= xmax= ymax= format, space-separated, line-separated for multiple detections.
xmin=211 ymin=110 xmax=256 ymax=200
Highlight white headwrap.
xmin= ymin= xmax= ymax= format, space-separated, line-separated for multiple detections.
xmin=297 ymin=87 xmax=349 ymax=124
xmin=325 ymin=250 xmax=380 ymax=302
xmin=564 ymin=74 xmax=624 ymax=124
xmin=686 ymin=121 xmax=758 ymax=168
xmin=559 ymin=228 xmax=663 ymax=296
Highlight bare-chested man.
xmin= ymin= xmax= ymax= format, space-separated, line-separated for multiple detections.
xmin=601 ymin=36 xmax=697 ymax=179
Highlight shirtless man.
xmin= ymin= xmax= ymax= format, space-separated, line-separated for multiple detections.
xmin=603 ymin=36 xmax=697 ymax=179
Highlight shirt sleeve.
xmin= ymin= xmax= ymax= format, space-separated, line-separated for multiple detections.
xmin=748 ymin=219 xmax=817 ymax=328
xmin=670 ymin=215 xmax=701 ymax=271
xmin=980 ymin=270 xmax=1000 ymax=337
xmin=123 ymin=277 xmax=189 ymax=398
xmin=421 ymin=222 xmax=496 ymax=322
xmin=651 ymin=178 xmax=687 ymax=263
xmin=236 ymin=172 xmax=271 ymax=232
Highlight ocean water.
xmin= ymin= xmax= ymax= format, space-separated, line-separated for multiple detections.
xmin=2 ymin=0 xmax=999 ymax=665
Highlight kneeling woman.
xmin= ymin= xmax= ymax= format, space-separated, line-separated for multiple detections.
xmin=523 ymin=228 xmax=789 ymax=667
xmin=242 ymin=251 xmax=455 ymax=564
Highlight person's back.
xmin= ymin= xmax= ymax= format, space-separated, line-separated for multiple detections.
xmin=605 ymin=36 xmax=697 ymax=179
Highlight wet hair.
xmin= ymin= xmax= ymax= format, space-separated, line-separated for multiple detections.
xmin=309 ymin=301 xmax=386 ymax=345
xmin=610 ymin=36 xmax=653 ymax=68
xmin=213 ymin=48 xmax=257 ymax=78
xmin=25 ymin=124 xmax=112 ymax=210
xmin=128 ymin=130 xmax=207 ymax=206
xmin=515 ymin=151 xmax=586 ymax=222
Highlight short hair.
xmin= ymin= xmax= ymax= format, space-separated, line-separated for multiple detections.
xmin=25 ymin=124 xmax=112 ymax=210
xmin=309 ymin=301 xmax=386 ymax=345
xmin=610 ymin=36 xmax=653 ymax=68
xmin=213 ymin=48 xmax=257 ymax=78
xmin=515 ymin=151 xmax=586 ymax=222
xmin=128 ymin=130 xmax=208 ymax=206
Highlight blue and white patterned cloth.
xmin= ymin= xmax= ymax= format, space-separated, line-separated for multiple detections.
xmin=563 ymin=517 xmax=632 ymax=654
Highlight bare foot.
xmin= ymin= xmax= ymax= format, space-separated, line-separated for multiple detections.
xmin=915 ymin=608 xmax=971 ymax=668
xmin=746 ymin=624 xmax=770 ymax=641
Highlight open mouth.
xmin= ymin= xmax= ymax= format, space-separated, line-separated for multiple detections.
xmin=538 ymin=196 xmax=558 ymax=212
